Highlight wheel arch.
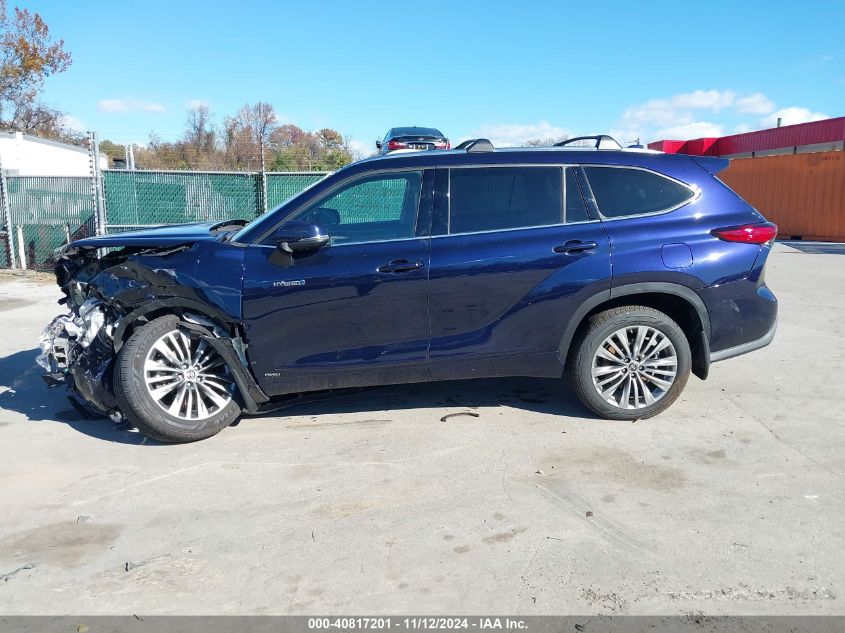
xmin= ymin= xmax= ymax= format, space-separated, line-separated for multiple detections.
xmin=112 ymin=298 xmax=236 ymax=353
xmin=112 ymin=300 xmax=269 ymax=411
xmin=559 ymin=282 xmax=711 ymax=380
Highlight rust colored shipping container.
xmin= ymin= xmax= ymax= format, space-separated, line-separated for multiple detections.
xmin=719 ymin=151 xmax=845 ymax=242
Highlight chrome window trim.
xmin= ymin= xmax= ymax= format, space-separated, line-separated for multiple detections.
xmin=254 ymin=166 xmax=427 ymax=246
xmin=580 ymin=164 xmax=700 ymax=221
xmin=430 ymin=219 xmax=601 ymax=241
xmin=251 ymin=234 xmax=429 ymax=250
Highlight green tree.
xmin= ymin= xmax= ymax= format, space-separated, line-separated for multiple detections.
xmin=99 ymin=139 xmax=126 ymax=167
xmin=0 ymin=1 xmax=73 ymax=137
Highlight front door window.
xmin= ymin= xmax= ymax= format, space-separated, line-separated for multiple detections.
xmin=294 ymin=171 xmax=424 ymax=245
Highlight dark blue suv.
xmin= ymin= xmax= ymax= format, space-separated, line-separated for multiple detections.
xmin=39 ymin=137 xmax=778 ymax=442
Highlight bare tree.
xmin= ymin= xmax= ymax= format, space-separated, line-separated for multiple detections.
xmin=185 ymin=105 xmax=216 ymax=153
xmin=525 ymin=135 xmax=569 ymax=147
xmin=223 ymin=102 xmax=279 ymax=170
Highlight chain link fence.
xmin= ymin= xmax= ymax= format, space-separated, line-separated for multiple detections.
xmin=1 ymin=176 xmax=94 ymax=269
xmin=103 ymin=171 xmax=327 ymax=230
xmin=0 ymin=169 xmax=329 ymax=269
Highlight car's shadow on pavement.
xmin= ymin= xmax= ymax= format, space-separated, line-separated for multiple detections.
xmin=0 ymin=348 xmax=150 ymax=445
xmin=250 ymin=375 xmax=594 ymax=424
xmin=0 ymin=347 xmax=597 ymax=445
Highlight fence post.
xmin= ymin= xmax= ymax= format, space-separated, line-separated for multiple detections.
xmin=16 ymin=225 xmax=26 ymax=271
xmin=87 ymin=132 xmax=99 ymax=235
xmin=0 ymin=153 xmax=17 ymax=269
xmin=87 ymin=131 xmax=107 ymax=236
xmin=259 ymin=138 xmax=268 ymax=216
xmin=94 ymin=133 xmax=107 ymax=234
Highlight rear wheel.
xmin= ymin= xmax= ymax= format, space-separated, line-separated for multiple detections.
xmin=569 ymin=306 xmax=691 ymax=420
xmin=114 ymin=315 xmax=241 ymax=442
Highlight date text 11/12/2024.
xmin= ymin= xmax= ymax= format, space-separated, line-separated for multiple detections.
xmin=307 ymin=618 xmax=528 ymax=630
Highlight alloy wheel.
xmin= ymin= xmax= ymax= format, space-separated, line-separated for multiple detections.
xmin=590 ymin=325 xmax=678 ymax=409
xmin=143 ymin=329 xmax=234 ymax=420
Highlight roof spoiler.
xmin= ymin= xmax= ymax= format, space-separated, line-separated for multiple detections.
xmin=455 ymin=138 xmax=495 ymax=153
xmin=691 ymin=156 xmax=729 ymax=175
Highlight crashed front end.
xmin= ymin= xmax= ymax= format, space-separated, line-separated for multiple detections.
xmin=37 ymin=219 xmax=270 ymax=421
xmin=36 ymin=245 xmax=175 ymax=419
xmin=37 ymin=294 xmax=118 ymax=417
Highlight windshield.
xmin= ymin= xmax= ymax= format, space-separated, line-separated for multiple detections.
xmin=392 ymin=127 xmax=443 ymax=137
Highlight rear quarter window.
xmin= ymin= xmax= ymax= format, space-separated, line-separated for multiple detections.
xmin=584 ymin=166 xmax=694 ymax=218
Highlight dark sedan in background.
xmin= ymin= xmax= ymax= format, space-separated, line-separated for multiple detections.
xmin=376 ymin=126 xmax=449 ymax=154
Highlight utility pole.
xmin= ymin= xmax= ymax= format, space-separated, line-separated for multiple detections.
xmin=128 ymin=143 xmax=136 ymax=170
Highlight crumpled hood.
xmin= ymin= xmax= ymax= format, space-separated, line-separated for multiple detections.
xmin=69 ymin=220 xmax=243 ymax=249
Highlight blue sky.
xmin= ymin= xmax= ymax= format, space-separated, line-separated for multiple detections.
xmin=36 ymin=0 xmax=844 ymax=156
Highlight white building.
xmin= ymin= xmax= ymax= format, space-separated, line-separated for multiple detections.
xmin=0 ymin=131 xmax=108 ymax=176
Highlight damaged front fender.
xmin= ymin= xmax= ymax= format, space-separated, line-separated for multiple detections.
xmin=39 ymin=238 xmax=268 ymax=420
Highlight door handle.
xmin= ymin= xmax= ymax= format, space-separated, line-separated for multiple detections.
xmin=377 ymin=259 xmax=424 ymax=274
xmin=553 ymin=240 xmax=598 ymax=255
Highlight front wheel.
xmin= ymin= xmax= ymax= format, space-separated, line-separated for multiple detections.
xmin=569 ymin=306 xmax=691 ymax=420
xmin=114 ymin=315 xmax=241 ymax=443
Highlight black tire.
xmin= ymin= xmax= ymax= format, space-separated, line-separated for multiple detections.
xmin=114 ymin=315 xmax=241 ymax=443
xmin=569 ymin=306 xmax=691 ymax=420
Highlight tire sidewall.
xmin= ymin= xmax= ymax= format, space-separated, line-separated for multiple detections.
xmin=115 ymin=315 xmax=240 ymax=442
xmin=573 ymin=309 xmax=691 ymax=420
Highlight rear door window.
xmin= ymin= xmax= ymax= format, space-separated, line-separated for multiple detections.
xmin=448 ymin=166 xmax=563 ymax=234
xmin=565 ymin=168 xmax=591 ymax=223
xmin=583 ymin=166 xmax=694 ymax=218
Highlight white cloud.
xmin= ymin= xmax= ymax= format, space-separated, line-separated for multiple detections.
xmin=59 ymin=114 xmax=86 ymax=133
xmin=347 ymin=138 xmax=376 ymax=160
xmin=469 ymin=121 xmax=570 ymax=147
xmin=615 ymin=88 xmax=829 ymax=142
xmin=622 ymin=89 xmax=736 ymax=128
xmin=98 ymin=99 xmax=128 ymax=113
xmin=98 ymin=98 xmax=166 ymax=114
xmin=763 ymin=106 xmax=829 ymax=127
xmin=655 ymin=121 xmax=725 ymax=139
xmin=735 ymin=93 xmax=775 ymax=115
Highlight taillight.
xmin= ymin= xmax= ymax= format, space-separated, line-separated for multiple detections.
xmin=434 ymin=140 xmax=450 ymax=149
xmin=712 ymin=222 xmax=778 ymax=244
xmin=387 ymin=140 xmax=407 ymax=150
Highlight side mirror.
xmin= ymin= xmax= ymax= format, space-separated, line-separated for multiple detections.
xmin=272 ymin=221 xmax=329 ymax=253
xmin=375 ymin=140 xmax=382 ymax=149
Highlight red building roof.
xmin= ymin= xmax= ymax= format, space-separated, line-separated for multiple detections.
xmin=648 ymin=116 xmax=845 ymax=156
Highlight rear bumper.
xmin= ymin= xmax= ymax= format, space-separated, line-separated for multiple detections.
xmin=710 ymin=317 xmax=777 ymax=363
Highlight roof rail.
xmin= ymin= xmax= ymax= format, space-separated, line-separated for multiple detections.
xmin=555 ymin=135 xmax=622 ymax=150
xmin=455 ymin=138 xmax=495 ymax=153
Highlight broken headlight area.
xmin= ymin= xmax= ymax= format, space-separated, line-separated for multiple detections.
xmin=36 ymin=297 xmax=118 ymax=417
xmin=38 ymin=244 xmax=166 ymax=419
xmin=39 ymin=240 xmax=269 ymax=422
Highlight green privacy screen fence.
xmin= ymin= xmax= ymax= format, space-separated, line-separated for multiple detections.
xmin=2 ymin=176 xmax=94 ymax=269
xmin=0 ymin=170 xmax=328 ymax=269
xmin=102 ymin=170 xmax=327 ymax=228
